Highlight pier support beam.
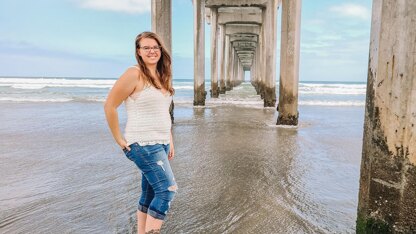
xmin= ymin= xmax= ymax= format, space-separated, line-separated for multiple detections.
xmin=232 ymin=50 xmax=238 ymax=87
xmin=254 ymin=46 xmax=261 ymax=94
xmin=259 ymin=7 xmax=267 ymax=100
xmin=277 ymin=0 xmax=301 ymax=125
xmin=151 ymin=0 xmax=174 ymax=122
xmin=226 ymin=39 xmax=233 ymax=91
xmin=210 ymin=8 xmax=219 ymax=98
xmin=193 ymin=0 xmax=206 ymax=105
xmin=225 ymin=45 xmax=235 ymax=91
xmin=258 ymin=27 xmax=265 ymax=98
xmin=151 ymin=0 xmax=172 ymax=52
xmin=219 ymin=25 xmax=226 ymax=94
xmin=357 ymin=0 xmax=416 ymax=232
xmin=250 ymin=48 xmax=260 ymax=94
xmin=263 ymin=0 xmax=278 ymax=107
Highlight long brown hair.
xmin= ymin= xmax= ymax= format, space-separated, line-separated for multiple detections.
xmin=135 ymin=31 xmax=174 ymax=95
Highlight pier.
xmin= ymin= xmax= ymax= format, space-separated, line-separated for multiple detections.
xmin=150 ymin=0 xmax=416 ymax=232
xmin=152 ymin=0 xmax=301 ymax=126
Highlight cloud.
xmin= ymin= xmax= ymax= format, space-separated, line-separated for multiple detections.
xmin=329 ymin=3 xmax=371 ymax=20
xmin=76 ymin=0 xmax=151 ymax=14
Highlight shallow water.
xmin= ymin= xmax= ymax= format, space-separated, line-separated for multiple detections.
xmin=0 ymin=102 xmax=364 ymax=233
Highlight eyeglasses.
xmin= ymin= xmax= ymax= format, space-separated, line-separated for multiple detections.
xmin=139 ymin=46 xmax=162 ymax=53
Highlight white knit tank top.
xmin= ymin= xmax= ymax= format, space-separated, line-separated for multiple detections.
xmin=124 ymin=71 xmax=172 ymax=146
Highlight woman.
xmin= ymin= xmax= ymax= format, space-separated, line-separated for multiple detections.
xmin=104 ymin=31 xmax=177 ymax=234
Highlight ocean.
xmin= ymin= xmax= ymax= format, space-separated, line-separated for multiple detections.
xmin=0 ymin=77 xmax=366 ymax=107
xmin=0 ymin=76 xmax=366 ymax=233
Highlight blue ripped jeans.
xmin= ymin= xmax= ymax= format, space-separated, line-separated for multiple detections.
xmin=123 ymin=143 xmax=177 ymax=220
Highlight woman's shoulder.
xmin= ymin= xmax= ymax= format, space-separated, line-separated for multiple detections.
xmin=127 ymin=65 xmax=141 ymax=73
xmin=122 ymin=65 xmax=141 ymax=79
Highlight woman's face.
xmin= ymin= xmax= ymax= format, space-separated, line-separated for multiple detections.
xmin=137 ymin=38 xmax=161 ymax=66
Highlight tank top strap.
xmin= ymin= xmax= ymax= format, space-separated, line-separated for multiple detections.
xmin=129 ymin=65 xmax=140 ymax=71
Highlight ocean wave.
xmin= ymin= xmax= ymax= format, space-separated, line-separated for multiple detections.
xmin=299 ymin=83 xmax=366 ymax=95
xmin=0 ymin=97 xmax=74 ymax=102
xmin=0 ymin=96 xmax=365 ymax=106
xmin=0 ymin=78 xmax=115 ymax=89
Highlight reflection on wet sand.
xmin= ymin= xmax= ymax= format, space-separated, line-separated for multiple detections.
xmin=0 ymin=103 xmax=363 ymax=233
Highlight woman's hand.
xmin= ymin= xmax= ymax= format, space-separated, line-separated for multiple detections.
xmin=168 ymin=142 xmax=175 ymax=160
xmin=168 ymin=131 xmax=175 ymax=160
xmin=118 ymin=138 xmax=131 ymax=151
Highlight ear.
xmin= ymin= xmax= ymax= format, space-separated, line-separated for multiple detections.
xmin=137 ymin=48 xmax=141 ymax=57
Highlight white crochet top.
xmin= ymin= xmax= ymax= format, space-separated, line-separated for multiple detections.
xmin=124 ymin=72 xmax=172 ymax=146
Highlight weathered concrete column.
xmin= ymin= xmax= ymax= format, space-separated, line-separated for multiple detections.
xmin=277 ymin=0 xmax=301 ymax=125
xmin=237 ymin=60 xmax=242 ymax=86
xmin=225 ymin=35 xmax=232 ymax=91
xmin=357 ymin=0 xmax=416 ymax=232
xmin=240 ymin=62 xmax=244 ymax=84
xmin=193 ymin=0 xmax=206 ymax=106
xmin=250 ymin=65 xmax=254 ymax=83
xmin=252 ymin=46 xmax=258 ymax=85
xmin=251 ymin=53 xmax=256 ymax=87
xmin=232 ymin=50 xmax=238 ymax=87
xmin=256 ymin=46 xmax=260 ymax=94
xmin=210 ymin=8 xmax=219 ymax=98
xmin=219 ymin=25 xmax=226 ymax=94
xmin=256 ymin=37 xmax=263 ymax=94
xmin=226 ymin=38 xmax=233 ymax=91
xmin=259 ymin=8 xmax=267 ymax=99
xmin=236 ymin=60 xmax=240 ymax=86
xmin=151 ymin=0 xmax=174 ymax=122
xmin=151 ymin=0 xmax=172 ymax=52
xmin=263 ymin=0 xmax=278 ymax=107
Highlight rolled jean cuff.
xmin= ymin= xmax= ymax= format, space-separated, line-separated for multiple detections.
xmin=137 ymin=204 xmax=148 ymax=213
xmin=147 ymin=209 xmax=166 ymax=220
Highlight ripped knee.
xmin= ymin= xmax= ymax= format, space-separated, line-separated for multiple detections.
xmin=168 ymin=184 xmax=178 ymax=192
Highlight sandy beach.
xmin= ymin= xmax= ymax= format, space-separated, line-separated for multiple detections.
xmin=0 ymin=101 xmax=364 ymax=233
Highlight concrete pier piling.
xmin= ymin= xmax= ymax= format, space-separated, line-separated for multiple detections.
xmin=219 ymin=25 xmax=227 ymax=94
xmin=210 ymin=7 xmax=220 ymax=98
xmin=277 ymin=0 xmax=301 ymax=125
xmin=263 ymin=0 xmax=278 ymax=107
xmin=357 ymin=0 xmax=416 ymax=232
xmin=193 ymin=0 xmax=206 ymax=106
xmin=232 ymin=49 xmax=238 ymax=87
xmin=151 ymin=0 xmax=172 ymax=52
xmin=226 ymin=35 xmax=233 ymax=91
xmin=151 ymin=0 xmax=174 ymax=122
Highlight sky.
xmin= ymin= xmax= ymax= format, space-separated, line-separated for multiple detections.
xmin=0 ymin=0 xmax=373 ymax=82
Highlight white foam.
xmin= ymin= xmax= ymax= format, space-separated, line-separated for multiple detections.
xmin=12 ymin=84 xmax=47 ymax=89
xmin=299 ymin=100 xmax=365 ymax=106
xmin=207 ymin=99 xmax=263 ymax=105
xmin=85 ymin=97 xmax=106 ymax=102
xmin=172 ymin=99 xmax=193 ymax=104
xmin=174 ymin=86 xmax=194 ymax=90
xmin=299 ymin=83 xmax=366 ymax=95
xmin=267 ymin=124 xmax=299 ymax=129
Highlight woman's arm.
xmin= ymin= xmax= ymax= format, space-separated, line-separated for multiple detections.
xmin=104 ymin=68 xmax=139 ymax=150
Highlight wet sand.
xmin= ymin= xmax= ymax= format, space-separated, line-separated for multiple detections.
xmin=0 ymin=102 xmax=364 ymax=233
